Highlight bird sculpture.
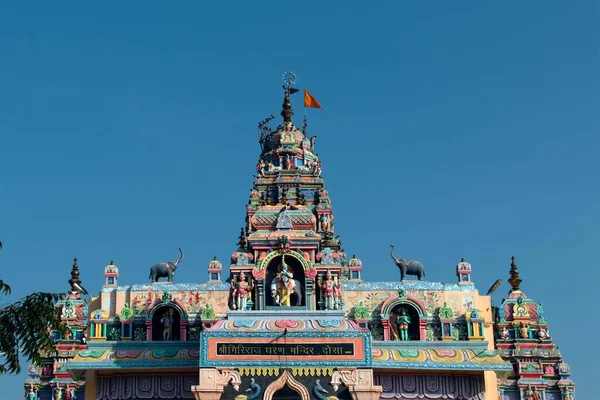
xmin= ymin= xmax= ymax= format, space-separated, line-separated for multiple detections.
xmin=313 ymin=380 xmax=339 ymax=400
xmin=234 ymin=378 xmax=261 ymax=400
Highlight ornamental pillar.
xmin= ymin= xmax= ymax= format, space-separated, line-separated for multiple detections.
xmin=331 ymin=368 xmax=382 ymax=400
xmin=191 ymin=368 xmax=241 ymax=400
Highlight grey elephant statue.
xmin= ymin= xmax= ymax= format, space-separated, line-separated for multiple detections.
xmin=149 ymin=247 xmax=184 ymax=283
xmin=390 ymin=245 xmax=425 ymax=281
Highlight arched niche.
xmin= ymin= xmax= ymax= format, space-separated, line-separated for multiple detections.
xmin=263 ymin=371 xmax=310 ymax=400
xmin=380 ymin=295 xmax=428 ymax=341
xmin=264 ymin=253 xmax=306 ymax=307
xmin=146 ymin=301 xmax=188 ymax=341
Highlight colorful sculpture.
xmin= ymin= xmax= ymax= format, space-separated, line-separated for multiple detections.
xmin=390 ymin=245 xmax=426 ymax=281
xmin=270 ymin=255 xmax=303 ymax=306
xmin=160 ymin=309 xmax=175 ymax=341
xmin=313 ymin=380 xmax=339 ymax=400
xmin=234 ymin=378 xmax=261 ymax=400
xmin=149 ymin=247 xmax=184 ymax=283
xmin=319 ymin=270 xmax=339 ymax=310
xmin=232 ymin=272 xmax=253 ymax=311
xmin=396 ymin=309 xmax=411 ymax=341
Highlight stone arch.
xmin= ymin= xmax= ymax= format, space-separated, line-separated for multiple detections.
xmin=263 ymin=371 xmax=310 ymax=400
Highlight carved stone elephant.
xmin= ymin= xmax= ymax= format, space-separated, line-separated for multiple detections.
xmin=390 ymin=245 xmax=425 ymax=281
xmin=149 ymin=247 xmax=184 ymax=283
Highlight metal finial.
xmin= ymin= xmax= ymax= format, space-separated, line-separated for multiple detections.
xmin=68 ymin=257 xmax=82 ymax=293
xmin=508 ymin=256 xmax=522 ymax=292
xmin=281 ymin=72 xmax=299 ymax=123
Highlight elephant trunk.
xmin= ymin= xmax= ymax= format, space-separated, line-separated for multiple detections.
xmin=175 ymin=247 xmax=184 ymax=266
xmin=390 ymin=245 xmax=400 ymax=265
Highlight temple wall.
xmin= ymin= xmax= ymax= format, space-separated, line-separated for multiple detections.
xmin=95 ymin=374 xmax=198 ymax=400
xmin=375 ymin=373 xmax=485 ymax=400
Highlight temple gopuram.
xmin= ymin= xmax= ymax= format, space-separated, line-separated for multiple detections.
xmin=24 ymin=75 xmax=576 ymax=400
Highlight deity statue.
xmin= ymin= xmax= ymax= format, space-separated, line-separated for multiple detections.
xmin=53 ymin=386 xmax=63 ymax=400
xmin=231 ymin=272 xmax=253 ymax=311
xmin=499 ymin=326 xmax=510 ymax=340
xmin=320 ymin=214 xmax=329 ymax=232
xmin=65 ymin=387 xmax=77 ymax=400
xmin=160 ymin=309 xmax=175 ymax=341
xmin=257 ymin=159 xmax=266 ymax=176
xmin=319 ymin=270 xmax=339 ymax=310
xmin=538 ymin=326 xmax=550 ymax=340
xmin=525 ymin=386 xmax=534 ymax=400
xmin=519 ymin=323 xmax=529 ymax=339
xmin=396 ymin=309 xmax=410 ymax=341
xmin=270 ymin=255 xmax=303 ymax=307
xmin=25 ymin=385 xmax=37 ymax=400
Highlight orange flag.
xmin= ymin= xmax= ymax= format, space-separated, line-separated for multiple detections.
xmin=304 ymin=89 xmax=323 ymax=109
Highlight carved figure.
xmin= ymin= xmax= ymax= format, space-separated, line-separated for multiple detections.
xmin=25 ymin=385 xmax=37 ymax=400
xmin=313 ymin=380 xmax=339 ymax=400
xmin=390 ymin=245 xmax=426 ymax=281
xmin=53 ymin=386 xmax=63 ymax=400
xmin=160 ymin=309 xmax=175 ymax=341
xmin=232 ymin=272 xmax=253 ymax=311
xmin=149 ymin=247 xmax=184 ymax=283
xmin=519 ymin=323 xmax=529 ymax=339
xmin=257 ymin=159 xmax=266 ymax=176
xmin=538 ymin=326 xmax=550 ymax=340
xmin=396 ymin=309 xmax=411 ymax=341
xmin=270 ymin=255 xmax=303 ymax=306
xmin=525 ymin=385 xmax=535 ymax=400
xmin=319 ymin=270 xmax=339 ymax=310
xmin=234 ymin=378 xmax=261 ymax=400
xmin=320 ymin=214 xmax=330 ymax=232
xmin=499 ymin=326 xmax=510 ymax=340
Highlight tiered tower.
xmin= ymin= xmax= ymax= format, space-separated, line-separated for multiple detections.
xmin=495 ymin=257 xmax=576 ymax=400
xmin=27 ymin=259 xmax=88 ymax=400
xmin=229 ymin=73 xmax=348 ymax=312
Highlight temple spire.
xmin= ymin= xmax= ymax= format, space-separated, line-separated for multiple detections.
xmin=508 ymin=256 xmax=522 ymax=292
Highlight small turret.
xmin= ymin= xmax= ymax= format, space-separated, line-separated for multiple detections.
xmin=348 ymin=254 xmax=362 ymax=281
xmin=456 ymin=258 xmax=472 ymax=284
xmin=104 ymin=261 xmax=119 ymax=286
xmin=208 ymin=256 xmax=222 ymax=282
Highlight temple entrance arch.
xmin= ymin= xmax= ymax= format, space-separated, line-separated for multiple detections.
xmin=263 ymin=371 xmax=310 ymax=400
xmin=272 ymin=385 xmax=303 ymax=400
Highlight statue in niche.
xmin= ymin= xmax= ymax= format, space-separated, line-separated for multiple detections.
xmin=319 ymin=270 xmax=339 ymax=310
xmin=232 ymin=272 xmax=253 ymax=311
xmin=320 ymin=214 xmax=330 ymax=232
xmin=499 ymin=326 xmax=510 ymax=340
xmin=270 ymin=255 xmax=303 ymax=306
xmin=160 ymin=309 xmax=175 ymax=341
xmin=538 ymin=326 xmax=550 ymax=340
xmin=396 ymin=309 xmax=411 ymax=341
xmin=52 ymin=386 xmax=63 ymax=400
xmin=519 ymin=323 xmax=529 ymax=339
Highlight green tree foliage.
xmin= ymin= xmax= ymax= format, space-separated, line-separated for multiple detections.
xmin=0 ymin=242 xmax=65 ymax=374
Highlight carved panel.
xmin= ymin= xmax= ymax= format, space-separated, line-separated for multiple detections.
xmin=375 ymin=374 xmax=485 ymax=400
xmin=97 ymin=375 xmax=198 ymax=400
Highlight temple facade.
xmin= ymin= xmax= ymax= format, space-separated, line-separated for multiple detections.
xmin=24 ymin=77 xmax=575 ymax=400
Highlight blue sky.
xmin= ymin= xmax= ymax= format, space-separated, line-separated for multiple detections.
xmin=0 ymin=1 xmax=598 ymax=397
